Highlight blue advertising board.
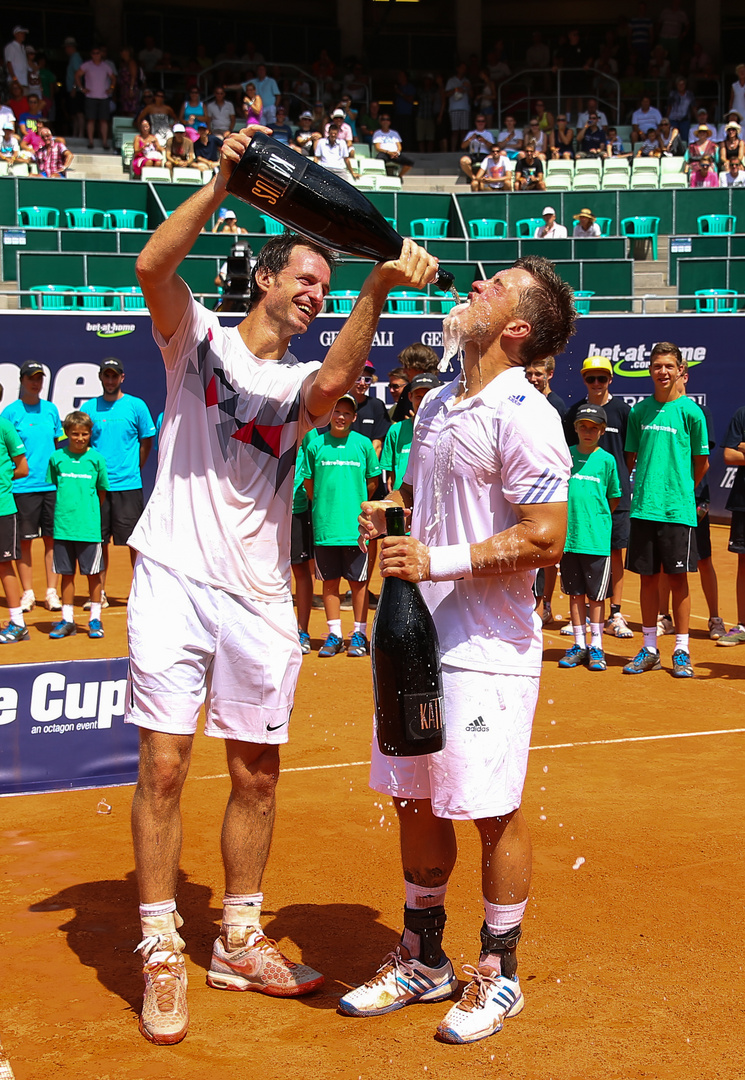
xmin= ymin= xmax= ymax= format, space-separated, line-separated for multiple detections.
xmin=0 ymin=657 xmax=136 ymax=796
xmin=0 ymin=310 xmax=740 ymax=517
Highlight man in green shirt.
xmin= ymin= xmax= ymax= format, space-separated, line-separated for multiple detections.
xmin=302 ymin=395 xmax=381 ymax=657
xmin=0 ymin=406 xmax=29 ymax=643
xmin=623 ymin=342 xmax=709 ymax=677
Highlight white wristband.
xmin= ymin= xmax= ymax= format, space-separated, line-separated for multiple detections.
xmin=428 ymin=544 xmax=473 ymax=582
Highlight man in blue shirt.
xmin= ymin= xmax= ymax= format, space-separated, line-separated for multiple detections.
xmin=251 ymin=63 xmax=279 ymax=124
xmin=81 ymin=358 xmax=155 ymax=603
xmin=1 ymin=360 xmax=63 ymax=612
xmin=269 ymin=105 xmax=293 ymax=145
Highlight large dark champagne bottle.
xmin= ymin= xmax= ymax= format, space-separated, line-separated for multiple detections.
xmin=225 ymin=131 xmax=454 ymax=292
xmin=371 ymin=506 xmax=445 ymax=757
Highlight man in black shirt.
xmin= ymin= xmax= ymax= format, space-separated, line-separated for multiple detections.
xmin=514 ymin=144 xmax=545 ymax=191
xmin=563 ymin=357 xmax=633 ymax=638
xmin=525 ymin=356 xmax=566 ymax=623
xmin=351 ymin=361 xmax=391 ymax=609
xmin=718 ymin=404 xmax=745 ymax=645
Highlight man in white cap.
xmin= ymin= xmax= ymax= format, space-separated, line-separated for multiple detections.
xmin=324 ymin=107 xmax=354 ymax=149
xmin=573 ymin=208 xmax=601 ymax=238
xmin=534 ymin=207 xmax=567 ymax=239
xmin=5 ymin=26 xmax=30 ymax=93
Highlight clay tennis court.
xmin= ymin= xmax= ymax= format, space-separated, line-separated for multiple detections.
xmin=1 ymin=529 xmax=743 ymax=1080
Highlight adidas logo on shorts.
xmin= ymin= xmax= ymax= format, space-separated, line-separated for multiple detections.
xmin=465 ymin=716 xmax=489 ymax=733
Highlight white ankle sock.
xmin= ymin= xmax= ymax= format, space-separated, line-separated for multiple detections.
xmin=222 ymin=892 xmax=263 ymax=947
xmin=328 ymin=619 xmax=342 ymax=637
xmin=9 ymin=607 xmax=24 ymax=627
xmin=483 ymin=897 xmax=528 ymax=936
xmin=353 ymin=621 xmax=367 ymax=635
xmin=62 ymin=604 xmax=74 ymax=623
xmin=573 ymin=624 xmax=586 ymax=646
xmin=590 ymin=622 xmax=603 ymax=647
xmin=675 ymin=633 xmax=689 ymax=652
xmin=642 ymin=626 xmax=658 ymax=651
xmin=89 ymin=602 xmax=102 ymax=621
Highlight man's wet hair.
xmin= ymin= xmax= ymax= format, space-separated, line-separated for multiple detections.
xmin=249 ymin=233 xmax=335 ymax=308
xmin=512 ymin=255 xmax=577 ymax=364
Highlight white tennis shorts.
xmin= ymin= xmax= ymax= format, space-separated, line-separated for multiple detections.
xmin=125 ymin=556 xmax=302 ymax=743
xmin=369 ymin=665 xmax=539 ymax=820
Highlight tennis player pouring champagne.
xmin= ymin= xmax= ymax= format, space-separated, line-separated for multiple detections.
xmin=126 ymin=125 xmax=439 ymax=1045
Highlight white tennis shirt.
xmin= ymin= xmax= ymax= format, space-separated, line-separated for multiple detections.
xmin=130 ymin=298 xmax=324 ymax=601
xmin=404 ymin=366 xmax=571 ymax=676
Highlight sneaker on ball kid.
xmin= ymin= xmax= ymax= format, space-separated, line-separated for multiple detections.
xmin=338 ymin=947 xmax=457 ymax=1017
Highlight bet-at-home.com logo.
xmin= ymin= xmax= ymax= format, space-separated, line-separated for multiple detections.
xmin=586 ymin=343 xmax=707 ymax=378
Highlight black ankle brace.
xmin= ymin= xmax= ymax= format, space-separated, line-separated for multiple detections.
xmin=403 ymin=904 xmax=447 ymax=967
xmin=479 ymin=921 xmax=522 ymax=979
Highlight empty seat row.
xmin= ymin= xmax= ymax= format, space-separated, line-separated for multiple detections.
xmin=29 ymin=284 xmax=147 ymax=310
xmin=17 ymin=206 xmax=148 ymax=230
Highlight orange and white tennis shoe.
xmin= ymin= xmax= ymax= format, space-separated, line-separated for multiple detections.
xmin=207 ymin=929 xmax=324 ymax=996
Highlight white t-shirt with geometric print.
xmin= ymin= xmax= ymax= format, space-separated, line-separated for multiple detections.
xmin=130 ymin=298 xmax=326 ymax=602
xmin=404 ymin=366 xmax=571 ymax=676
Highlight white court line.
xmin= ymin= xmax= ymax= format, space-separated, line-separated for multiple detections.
xmin=193 ymin=728 xmax=745 ymax=782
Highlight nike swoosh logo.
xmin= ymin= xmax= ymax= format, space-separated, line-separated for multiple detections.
xmin=266 ymin=721 xmax=288 ymax=732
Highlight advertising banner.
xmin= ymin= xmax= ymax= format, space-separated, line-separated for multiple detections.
xmin=0 ymin=310 xmax=740 ymax=518
xmin=0 ymin=657 xmax=136 ymax=796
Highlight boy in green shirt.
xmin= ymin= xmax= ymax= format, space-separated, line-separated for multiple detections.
xmin=381 ymin=373 xmax=439 ymax=492
xmin=623 ymin=342 xmax=709 ymax=678
xmin=0 ymin=386 xmax=30 ymax=644
xmin=558 ymin=404 xmax=621 ymax=672
xmin=46 ymin=411 xmax=109 ymax=639
xmin=302 ymin=395 xmax=381 ymax=657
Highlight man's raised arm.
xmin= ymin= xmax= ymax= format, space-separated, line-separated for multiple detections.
xmin=304 ymin=239 xmax=438 ymax=419
xmin=135 ymin=126 xmax=271 ymax=342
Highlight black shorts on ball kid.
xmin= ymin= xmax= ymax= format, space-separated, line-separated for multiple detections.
xmin=0 ymin=512 xmax=20 ymax=562
xmin=314 ymin=545 xmax=368 ymax=583
xmin=14 ymin=490 xmax=56 ymax=539
xmin=52 ymin=539 xmax=104 ymax=576
xmin=290 ymin=507 xmax=313 ymax=565
xmin=626 ymin=518 xmax=698 ymax=575
xmin=560 ymin=551 xmax=613 ymax=602
xmin=100 ymin=489 xmax=145 ymax=545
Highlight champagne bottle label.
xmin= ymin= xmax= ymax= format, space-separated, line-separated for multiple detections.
xmin=403 ymin=693 xmax=445 ymax=743
xmin=249 ymin=150 xmax=309 ymax=206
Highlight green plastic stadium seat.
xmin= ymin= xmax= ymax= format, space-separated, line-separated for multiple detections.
xmin=326 ymin=290 xmax=357 ymax=313
xmin=107 ymin=209 xmax=148 ymax=230
xmin=694 ymin=289 xmax=738 ymax=312
xmin=74 ymin=285 xmax=116 ymax=310
xmin=387 ymin=290 xmax=425 ymax=313
xmin=514 ymin=218 xmax=544 ymax=238
xmin=573 ymin=290 xmax=595 ymax=314
xmin=468 ymin=218 xmax=508 ymax=238
xmin=64 ymin=208 xmax=111 ymax=229
xmin=29 ymin=285 xmax=76 ymax=310
xmin=17 ymin=205 xmax=60 ymax=227
xmin=620 ymin=216 xmax=660 ymax=259
xmin=595 ymin=217 xmax=612 ymax=236
xmin=112 ymin=285 xmax=148 ymax=310
xmin=259 ymin=214 xmax=284 ymax=235
xmin=410 ymin=218 xmax=449 ymax=238
xmin=697 ymin=215 xmax=736 ymax=235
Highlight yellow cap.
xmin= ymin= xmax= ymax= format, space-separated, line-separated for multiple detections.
xmin=581 ymin=356 xmax=613 ymax=375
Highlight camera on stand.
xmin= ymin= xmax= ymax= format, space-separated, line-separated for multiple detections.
xmin=216 ymin=241 xmax=254 ymax=313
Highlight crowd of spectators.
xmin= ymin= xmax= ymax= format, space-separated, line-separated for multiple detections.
xmin=1 ymin=20 xmax=744 ymax=195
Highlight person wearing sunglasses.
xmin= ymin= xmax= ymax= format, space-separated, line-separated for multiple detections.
xmin=563 ymin=357 xmax=634 ymax=639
